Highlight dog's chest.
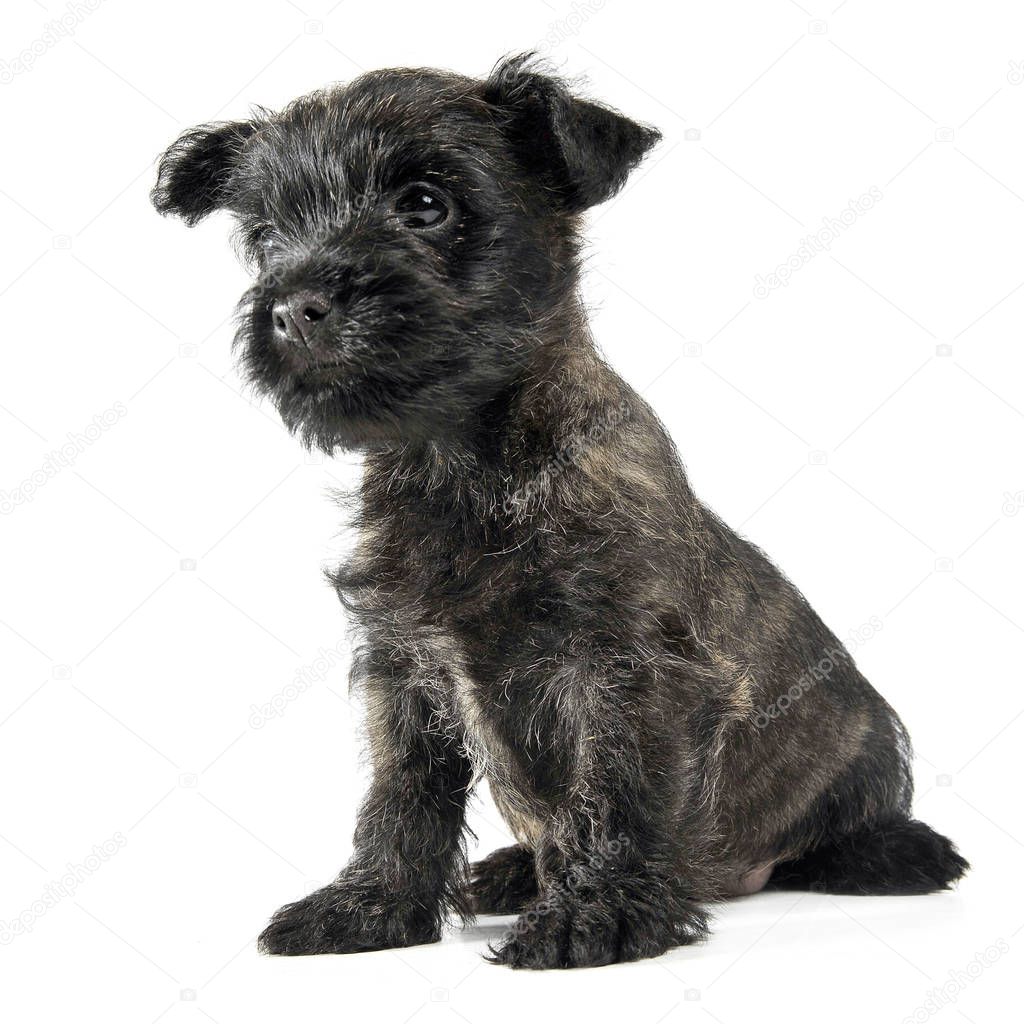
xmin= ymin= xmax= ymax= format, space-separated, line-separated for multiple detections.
xmin=349 ymin=507 xmax=547 ymax=843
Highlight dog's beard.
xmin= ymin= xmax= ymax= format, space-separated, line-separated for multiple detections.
xmin=232 ymin=281 xmax=531 ymax=453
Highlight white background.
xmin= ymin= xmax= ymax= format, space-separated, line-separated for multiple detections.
xmin=1 ymin=1 xmax=1022 ymax=1021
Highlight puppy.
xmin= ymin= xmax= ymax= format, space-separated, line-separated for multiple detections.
xmin=151 ymin=55 xmax=967 ymax=969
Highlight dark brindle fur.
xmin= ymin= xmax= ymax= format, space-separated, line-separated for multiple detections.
xmin=151 ymin=55 xmax=967 ymax=969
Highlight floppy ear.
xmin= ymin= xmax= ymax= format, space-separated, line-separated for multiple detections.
xmin=484 ymin=54 xmax=661 ymax=213
xmin=151 ymin=120 xmax=258 ymax=225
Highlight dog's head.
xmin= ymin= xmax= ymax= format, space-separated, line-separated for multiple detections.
xmin=152 ymin=55 xmax=659 ymax=451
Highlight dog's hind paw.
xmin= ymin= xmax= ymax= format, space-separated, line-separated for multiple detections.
xmin=469 ymin=844 xmax=538 ymax=915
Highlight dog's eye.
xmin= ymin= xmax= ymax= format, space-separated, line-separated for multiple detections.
xmin=395 ymin=188 xmax=448 ymax=228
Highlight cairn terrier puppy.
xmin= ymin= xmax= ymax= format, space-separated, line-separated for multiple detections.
xmin=152 ymin=55 xmax=967 ymax=969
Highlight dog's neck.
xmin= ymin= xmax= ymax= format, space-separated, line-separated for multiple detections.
xmin=361 ymin=298 xmax=621 ymax=509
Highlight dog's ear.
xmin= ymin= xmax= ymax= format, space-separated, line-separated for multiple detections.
xmin=484 ymin=54 xmax=661 ymax=213
xmin=151 ymin=120 xmax=258 ymax=225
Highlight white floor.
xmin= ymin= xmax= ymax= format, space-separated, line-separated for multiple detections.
xmin=3 ymin=841 xmax=1012 ymax=1023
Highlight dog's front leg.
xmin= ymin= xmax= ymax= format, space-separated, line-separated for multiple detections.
xmin=488 ymin=661 xmax=709 ymax=969
xmin=258 ymin=646 xmax=473 ymax=955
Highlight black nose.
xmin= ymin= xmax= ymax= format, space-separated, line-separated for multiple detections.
xmin=271 ymin=289 xmax=332 ymax=349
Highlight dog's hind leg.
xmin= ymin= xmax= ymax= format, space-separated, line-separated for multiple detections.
xmin=468 ymin=844 xmax=538 ymax=914
xmin=760 ymin=699 xmax=967 ymax=896
xmin=767 ymin=816 xmax=969 ymax=895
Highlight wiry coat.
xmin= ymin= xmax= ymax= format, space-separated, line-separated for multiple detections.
xmin=152 ymin=55 xmax=967 ymax=969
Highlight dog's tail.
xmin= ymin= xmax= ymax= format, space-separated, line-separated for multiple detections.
xmin=767 ymin=816 xmax=969 ymax=895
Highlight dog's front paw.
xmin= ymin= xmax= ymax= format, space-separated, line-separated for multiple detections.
xmin=258 ymin=874 xmax=442 ymax=956
xmin=486 ymin=878 xmax=708 ymax=969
